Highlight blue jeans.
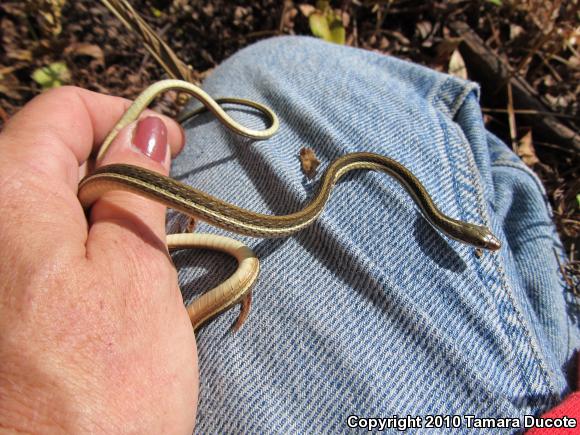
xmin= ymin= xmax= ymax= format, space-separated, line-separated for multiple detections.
xmin=168 ymin=36 xmax=579 ymax=433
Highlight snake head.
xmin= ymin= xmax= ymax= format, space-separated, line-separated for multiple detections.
xmin=458 ymin=223 xmax=502 ymax=251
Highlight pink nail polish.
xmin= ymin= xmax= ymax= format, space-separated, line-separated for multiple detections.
xmin=133 ymin=116 xmax=168 ymax=163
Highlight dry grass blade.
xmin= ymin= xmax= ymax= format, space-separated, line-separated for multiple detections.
xmin=506 ymin=82 xmax=517 ymax=152
xmin=100 ymin=0 xmax=195 ymax=83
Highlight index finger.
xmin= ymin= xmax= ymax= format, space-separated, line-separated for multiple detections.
xmin=0 ymin=86 xmax=184 ymax=189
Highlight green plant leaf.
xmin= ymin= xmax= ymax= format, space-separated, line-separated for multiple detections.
xmin=576 ymin=193 xmax=580 ymax=208
xmin=32 ymin=62 xmax=70 ymax=89
xmin=308 ymin=10 xmax=345 ymax=44
xmin=328 ymin=16 xmax=346 ymax=45
xmin=487 ymin=0 xmax=502 ymax=5
xmin=309 ymin=12 xmax=331 ymax=41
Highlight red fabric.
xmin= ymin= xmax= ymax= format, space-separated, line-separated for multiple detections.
xmin=525 ymin=392 xmax=580 ymax=434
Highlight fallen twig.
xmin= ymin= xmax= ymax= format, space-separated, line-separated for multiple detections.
xmin=450 ymin=21 xmax=580 ymax=152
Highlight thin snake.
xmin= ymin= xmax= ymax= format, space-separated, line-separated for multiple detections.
xmin=78 ymin=79 xmax=501 ymax=331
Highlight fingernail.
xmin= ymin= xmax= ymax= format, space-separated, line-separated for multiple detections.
xmin=133 ymin=116 xmax=168 ymax=163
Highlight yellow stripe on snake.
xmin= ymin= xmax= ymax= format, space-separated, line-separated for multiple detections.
xmin=78 ymin=80 xmax=501 ymax=332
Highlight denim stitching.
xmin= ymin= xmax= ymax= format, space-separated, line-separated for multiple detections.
xmin=433 ymin=85 xmax=556 ymax=399
xmin=458 ymin=100 xmax=558 ymax=397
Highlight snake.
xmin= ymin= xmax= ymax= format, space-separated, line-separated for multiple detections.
xmin=78 ymin=79 xmax=501 ymax=331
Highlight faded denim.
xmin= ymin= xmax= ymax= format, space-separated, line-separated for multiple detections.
xmin=168 ymin=36 xmax=579 ymax=433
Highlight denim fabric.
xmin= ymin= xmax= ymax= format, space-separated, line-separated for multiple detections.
xmin=168 ymin=36 xmax=579 ymax=433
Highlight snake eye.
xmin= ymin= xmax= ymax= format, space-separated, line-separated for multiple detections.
xmin=472 ymin=226 xmax=501 ymax=251
xmin=460 ymin=223 xmax=501 ymax=251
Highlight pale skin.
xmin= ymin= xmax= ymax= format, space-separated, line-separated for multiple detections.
xmin=0 ymin=87 xmax=198 ymax=433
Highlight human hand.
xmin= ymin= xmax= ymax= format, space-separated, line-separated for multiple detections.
xmin=0 ymin=86 xmax=198 ymax=433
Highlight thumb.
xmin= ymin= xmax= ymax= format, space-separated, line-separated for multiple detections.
xmin=86 ymin=116 xmax=177 ymax=257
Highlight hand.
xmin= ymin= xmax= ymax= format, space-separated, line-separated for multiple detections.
xmin=0 ymin=86 xmax=198 ymax=433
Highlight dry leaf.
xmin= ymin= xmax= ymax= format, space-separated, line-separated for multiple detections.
xmin=389 ymin=31 xmax=410 ymax=46
xmin=416 ymin=21 xmax=432 ymax=40
xmin=0 ymin=76 xmax=22 ymax=99
xmin=509 ymin=24 xmax=525 ymax=40
xmin=65 ymin=43 xmax=105 ymax=62
xmin=435 ymin=37 xmax=462 ymax=63
xmin=298 ymin=4 xmax=315 ymax=17
xmin=299 ymin=147 xmax=321 ymax=178
xmin=202 ymin=3 xmax=214 ymax=16
xmin=29 ymin=0 xmax=67 ymax=37
xmin=516 ymin=130 xmax=540 ymax=167
xmin=448 ymin=49 xmax=468 ymax=80
xmin=379 ymin=36 xmax=390 ymax=50
xmin=341 ymin=11 xmax=350 ymax=28
xmin=7 ymin=49 xmax=33 ymax=62
xmin=280 ymin=4 xmax=298 ymax=32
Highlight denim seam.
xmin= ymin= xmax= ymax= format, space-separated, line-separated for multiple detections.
xmin=492 ymin=160 xmax=560 ymax=246
xmin=491 ymin=250 xmax=558 ymax=396
xmin=468 ymin=125 xmax=558 ymax=398
xmin=441 ymin=92 xmax=557 ymax=397
xmin=448 ymin=81 xmax=480 ymax=119
xmin=492 ymin=160 xmax=549 ymax=198
xmin=429 ymin=76 xmax=480 ymax=119
xmin=492 ymin=161 xmax=575 ymax=343
xmin=476 ymin=153 xmax=559 ymax=396
xmin=433 ymin=107 xmax=521 ymax=408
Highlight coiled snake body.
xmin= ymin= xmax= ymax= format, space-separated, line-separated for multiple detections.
xmin=79 ymin=80 xmax=501 ymax=331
